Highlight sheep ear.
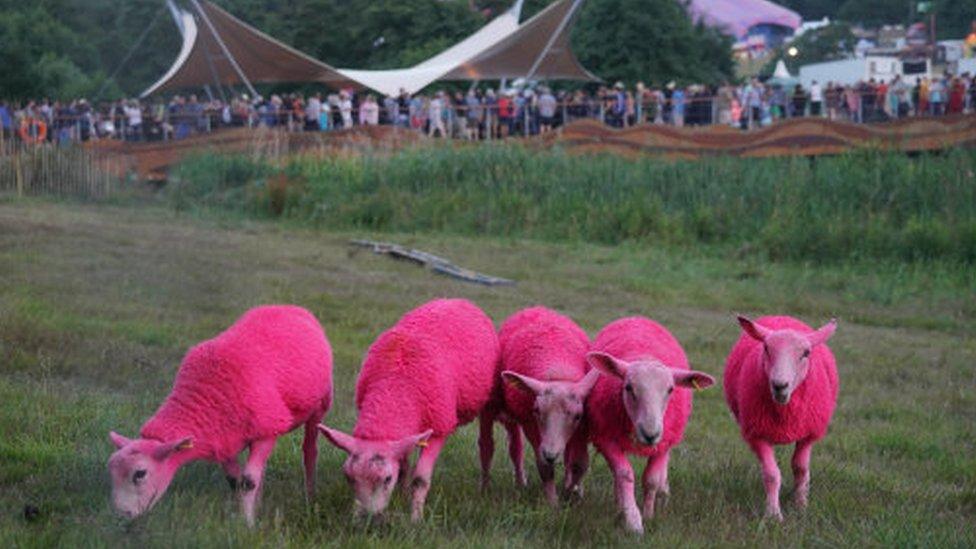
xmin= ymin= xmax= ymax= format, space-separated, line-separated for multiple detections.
xmin=807 ymin=319 xmax=837 ymax=347
xmin=737 ymin=315 xmax=771 ymax=342
xmin=153 ymin=436 xmax=193 ymax=461
xmin=393 ymin=429 xmax=434 ymax=458
xmin=673 ymin=370 xmax=715 ymax=390
xmin=109 ymin=431 xmax=132 ymax=449
xmin=318 ymin=425 xmax=358 ymax=454
xmin=585 ymin=352 xmax=628 ymax=380
xmin=502 ymin=371 xmax=545 ymax=395
xmin=574 ymin=368 xmax=602 ymax=396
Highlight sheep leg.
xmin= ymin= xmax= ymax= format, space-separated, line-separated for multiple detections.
xmin=642 ymin=450 xmax=670 ymax=519
xmin=399 ymin=455 xmax=412 ymax=491
xmin=302 ymin=418 xmax=320 ymax=502
xmin=478 ymin=410 xmax=495 ymax=491
xmin=792 ymin=438 xmax=814 ymax=509
xmin=222 ymin=458 xmax=241 ymax=491
xmin=504 ymin=420 xmax=526 ymax=488
xmin=410 ymin=436 xmax=445 ymax=522
xmin=599 ymin=443 xmax=642 ymax=534
xmin=524 ymin=425 xmax=557 ymax=506
xmin=748 ymin=438 xmax=782 ymax=521
xmin=563 ymin=430 xmax=589 ymax=500
xmin=240 ymin=437 xmax=277 ymax=527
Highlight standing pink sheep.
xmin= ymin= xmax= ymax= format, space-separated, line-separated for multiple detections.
xmin=586 ymin=317 xmax=715 ymax=534
xmin=482 ymin=307 xmax=600 ymax=506
xmin=107 ymin=305 xmax=333 ymax=526
xmin=319 ymin=298 xmax=499 ymax=521
xmin=724 ymin=315 xmax=838 ymax=520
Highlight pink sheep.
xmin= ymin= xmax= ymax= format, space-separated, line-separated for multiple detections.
xmin=586 ymin=317 xmax=715 ymax=534
xmin=107 ymin=305 xmax=333 ymax=526
xmin=481 ymin=307 xmax=600 ymax=506
xmin=724 ymin=315 xmax=838 ymax=521
xmin=319 ymin=298 xmax=499 ymax=521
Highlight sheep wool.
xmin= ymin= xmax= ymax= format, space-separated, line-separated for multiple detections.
xmin=319 ymin=298 xmax=499 ymax=521
xmin=723 ymin=314 xmax=838 ymax=520
xmin=108 ymin=305 xmax=333 ymax=526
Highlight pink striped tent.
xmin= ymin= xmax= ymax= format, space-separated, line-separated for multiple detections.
xmin=685 ymin=0 xmax=802 ymax=39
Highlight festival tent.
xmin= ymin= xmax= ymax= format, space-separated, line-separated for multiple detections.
xmin=342 ymin=0 xmax=598 ymax=95
xmin=143 ymin=0 xmax=597 ymax=99
xmin=766 ymin=59 xmax=798 ymax=88
xmin=685 ymin=0 xmax=802 ymax=39
xmin=141 ymin=0 xmax=360 ymax=98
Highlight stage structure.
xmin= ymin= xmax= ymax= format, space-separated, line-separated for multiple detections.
xmin=142 ymin=0 xmax=597 ymax=99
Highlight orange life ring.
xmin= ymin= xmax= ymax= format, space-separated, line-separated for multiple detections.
xmin=19 ymin=117 xmax=47 ymax=144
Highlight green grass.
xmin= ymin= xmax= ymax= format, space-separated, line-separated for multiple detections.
xmin=0 ymin=200 xmax=973 ymax=547
xmin=169 ymin=145 xmax=976 ymax=264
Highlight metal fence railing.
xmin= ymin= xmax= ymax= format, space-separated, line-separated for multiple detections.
xmin=3 ymin=90 xmax=972 ymax=146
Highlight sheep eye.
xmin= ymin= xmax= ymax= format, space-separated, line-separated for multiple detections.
xmin=624 ymin=383 xmax=634 ymax=395
xmin=132 ymin=470 xmax=147 ymax=484
xmin=667 ymin=386 xmax=674 ymax=395
xmin=801 ymin=349 xmax=811 ymax=359
xmin=573 ymin=413 xmax=582 ymax=422
xmin=383 ymin=475 xmax=393 ymax=485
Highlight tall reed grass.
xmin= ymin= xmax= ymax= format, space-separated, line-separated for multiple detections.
xmin=0 ymin=140 xmax=124 ymax=199
xmin=168 ymin=144 xmax=976 ymax=264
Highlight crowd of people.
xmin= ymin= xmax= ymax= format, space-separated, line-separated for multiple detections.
xmin=3 ymin=72 xmax=976 ymax=145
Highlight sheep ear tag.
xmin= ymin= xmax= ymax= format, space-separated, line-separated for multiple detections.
xmin=692 ymin=379 xmax=702 ymax=391
xmin=177 ymin=439 xmax=194 ymax=451
xmin=416 ymin=439 xmax=428 ymax=448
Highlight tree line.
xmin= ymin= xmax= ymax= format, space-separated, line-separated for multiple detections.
xmin=1 ymin=0 xmax=971 ymax=101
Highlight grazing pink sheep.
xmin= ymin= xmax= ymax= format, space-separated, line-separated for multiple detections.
xmin=481 ymin=307 xmax=600 ymax=506
xmin=586 ymin=317 xmax=715 ymax=534
xmin=319 ymin=298 xmax=499 ymax=521
xmin=107 ymin=305 xmax=333 ymax=526
xmin=724 ymin=315 xmax=838 ymax=521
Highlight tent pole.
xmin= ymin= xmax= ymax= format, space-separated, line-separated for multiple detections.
xmin=166 ymin=0 xmax=186 ymax=37
xmin=524 ymin=0 xmax=583 ymax=81
xmin=200 ymin=33 xmax=229 ymax=103
xmin=190 ymin=0 xmax=259 ymax=99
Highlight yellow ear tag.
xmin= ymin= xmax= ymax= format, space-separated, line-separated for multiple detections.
xmin=177 ymin=439 xmax=194 ymax=450
xmin=692 ymin=379 xmax=701 ymax=391
xmin=416 ymin=440 xmax=429 ymax=449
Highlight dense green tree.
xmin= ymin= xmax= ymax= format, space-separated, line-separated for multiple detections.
xmin=572 ymin=0 xmax=734 ymax=86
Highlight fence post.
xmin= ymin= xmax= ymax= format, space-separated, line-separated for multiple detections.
xmin=15 ymin=155 xmax=23 ymax=198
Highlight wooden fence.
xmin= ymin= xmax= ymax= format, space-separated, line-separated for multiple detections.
xmin=0 ymin=135 xmax=127 ymax=199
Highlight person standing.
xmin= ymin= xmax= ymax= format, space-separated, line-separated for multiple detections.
xmin=339 ymin=91 xmax=354 ymax=128
xmin=791 ymin=84 xmax=808 ymax=118
xmin=672 ymin=86 xmax=686 ymax=127
xmin=538 ymin=87 xmax=557 ymax=134
xmin=359 ymin=95 xmax=379 ymax=126
xmin=124 ymin=99 xmax=143 ymax=141
xmin=305 ymin=93 xmax=322 ymax=131
xmin=428 ymin=91 xmax=447 ymax=137
xmin=809 ymin=80 xmax=823 ymax=117
xmin=465 ymin=90 xmax=482 ymax=140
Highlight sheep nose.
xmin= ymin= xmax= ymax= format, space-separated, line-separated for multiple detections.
xmin=541 ymin=451 xmax=558 ymax=465
xmin=638 ymin=426 xmax=661 ymax=445
xmin=772 ymin=381 xmax=789 ymax=392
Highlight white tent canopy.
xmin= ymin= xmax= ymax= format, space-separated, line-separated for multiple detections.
xmin=338 ymin=1 xmax=525 ymax=97
xmin=142 ymin=0 xmax=596 ymax=99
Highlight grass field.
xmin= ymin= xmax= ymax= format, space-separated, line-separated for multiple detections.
xmin=1 ymin=197 xmax=973 ymax=547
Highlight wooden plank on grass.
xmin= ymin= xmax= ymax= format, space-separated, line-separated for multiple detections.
xmin=350 ymin=239 xmax=516 ymax=287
